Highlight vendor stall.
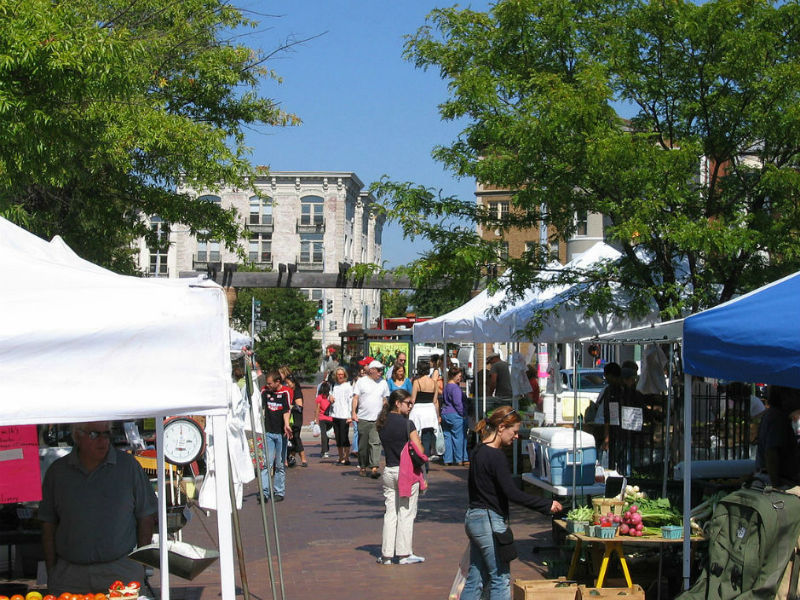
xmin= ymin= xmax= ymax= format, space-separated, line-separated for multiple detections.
xmin=0 ymin=217 xmax=236 ymax=600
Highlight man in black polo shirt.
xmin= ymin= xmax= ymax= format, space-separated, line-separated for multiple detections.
xmin=261 ymin=371 xmax=292 ymax=501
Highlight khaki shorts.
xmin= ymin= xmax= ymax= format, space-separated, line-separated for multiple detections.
xmin=49 ymin=555 xmax=145 ymax=595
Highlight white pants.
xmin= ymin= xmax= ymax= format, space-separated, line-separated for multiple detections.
xmin=381 ymin=466 xmax=419 ymax=558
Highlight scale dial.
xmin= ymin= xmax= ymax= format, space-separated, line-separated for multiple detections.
xmin=162 ymin=417 xmax=206 ymax=465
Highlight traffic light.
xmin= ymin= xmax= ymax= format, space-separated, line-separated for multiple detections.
xmin=326 ymin=299 xmax=333 ymax=314
xmin=316 ymin=299 xmax=324 ymax=319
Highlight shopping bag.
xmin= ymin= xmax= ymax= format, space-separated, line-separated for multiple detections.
xmin=311 ymin=422 xmax=321 ymax=437
xmin=448 ymin=542 xmax=471 ymax=600
xmin=435 ymin=427 xmax=445 ymax=455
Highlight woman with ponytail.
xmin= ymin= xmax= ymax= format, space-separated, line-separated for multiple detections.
xmin=375 ymin=389 xmax=426 ymax=565
xmin=461 ymin=406 xmax=562 ymax=599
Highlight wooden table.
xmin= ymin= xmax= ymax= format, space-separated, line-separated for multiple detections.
xmin=554 ymin=520 xmax=705 ymax=588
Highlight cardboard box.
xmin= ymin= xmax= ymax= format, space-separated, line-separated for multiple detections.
xmin=513 ymin=578 xmax=578 ymax=600
xmin=577 ymin=584 xmax=645 ymax=599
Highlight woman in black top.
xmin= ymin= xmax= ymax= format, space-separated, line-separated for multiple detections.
xmin=376 ymin=389 xmax=426 ymax=565
xmin=462 ymin=406 xmax=562 ymax=600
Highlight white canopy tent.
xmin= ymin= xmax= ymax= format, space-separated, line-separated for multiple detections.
xmin=0 ymin=217 xmax=236 ymax=600
xmin=414 ymin=242 xmax=656 ymax=345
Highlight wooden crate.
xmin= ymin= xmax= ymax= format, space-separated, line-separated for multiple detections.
xmin=578 ymin=584 xmax=645 ymax=599
xmin=513 ymin=578 xmax=578 ymax=600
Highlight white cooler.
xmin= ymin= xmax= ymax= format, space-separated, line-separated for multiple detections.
xmin=528 ymin=427 xmax=597 ymax=486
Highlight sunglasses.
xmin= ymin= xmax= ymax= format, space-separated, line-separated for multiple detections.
xmin=81 ymin=429 xmax=112 ymax=440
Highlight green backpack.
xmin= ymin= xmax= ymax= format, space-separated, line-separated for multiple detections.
xmin=679 ymin=483 xmax=800 ymax=600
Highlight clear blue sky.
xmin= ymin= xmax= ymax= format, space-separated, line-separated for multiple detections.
xmin=240 ymin=1 xmax=490 ymax=267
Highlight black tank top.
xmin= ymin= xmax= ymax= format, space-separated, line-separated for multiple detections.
xmin=416 ymin=390 xmax=435 ymax=404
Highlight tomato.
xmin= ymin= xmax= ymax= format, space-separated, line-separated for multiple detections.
xmin=11 ymin=595 xmax=25 ymax=600
xmin=125 ymin=584 xmax=139 ymax=591
xmin=57 ymin=593 xmax=71 ymax=600
xmin=109 ymin=583 xmax=124 ymax=592
xmin=43 ymin=596 xmax=56 ymax=600
xmin=0 ymin=595 xmax=10 ymax=600
xmin=94 ymin=594 xmax=107 ymax=600
xmin=108 ymin=593 xmax=122 ymax=598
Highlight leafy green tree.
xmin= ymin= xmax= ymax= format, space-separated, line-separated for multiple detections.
xmin=0 ymin=0 xmax=298 ymax=273
xmin=381 ymin=290 xmax=412 ymax=318
xmin=232 ymin=288 xmax=320 ymax=376
xmin=373 ymin=0 xmax=800 ymax=322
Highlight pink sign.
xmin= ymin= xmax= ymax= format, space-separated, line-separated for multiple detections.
xmin=0 ymin=425 xmax=42 ymax=504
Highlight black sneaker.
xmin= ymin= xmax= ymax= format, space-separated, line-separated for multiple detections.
xmin=275 ymin=495 xmax=285 ymax=502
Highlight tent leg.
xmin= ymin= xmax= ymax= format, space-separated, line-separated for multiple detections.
xmin=212 ymin=414 xmax=237 ymax=600
xmin=156 ymin=417 xmax=170 ymax=600
xmin=228 ymin=455 xmax=250 ymax=600
xmin=682 ymin=373 xmax=693 ymax=591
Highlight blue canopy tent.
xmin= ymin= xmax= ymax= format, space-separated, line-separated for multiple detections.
xmin=684 ymin=270 xmax=800 ymax=387
xmin=677 ymin=270 xmax=800 ymax=588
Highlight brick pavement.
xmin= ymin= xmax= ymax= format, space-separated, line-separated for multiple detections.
xmin=155 ymin=429 xmax=557 ymax=600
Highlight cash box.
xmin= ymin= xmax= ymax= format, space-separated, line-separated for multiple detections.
xmin=529 ymin=427 xmax=597 ymax=485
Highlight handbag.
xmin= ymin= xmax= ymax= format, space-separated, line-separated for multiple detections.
xmin=323 ymin=398 xmax=334 ymax=417
xmin=488 ymin=510 xmax=517 ymax=562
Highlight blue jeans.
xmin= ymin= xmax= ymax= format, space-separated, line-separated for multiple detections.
xmin=260 ymin=432 xmax=286 ymax=498
xmin=441 ymin=412 xmax=467 ymax=464
xmin=351 ymin=420 xmax=359 ymax=453
xmin=461 ymin=508 xmax=511 ymax=600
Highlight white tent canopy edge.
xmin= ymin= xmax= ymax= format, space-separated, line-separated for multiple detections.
xmin=0 ymin=217 xmax=235 ymax=600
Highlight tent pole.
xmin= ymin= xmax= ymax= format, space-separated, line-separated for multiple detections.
xmin=227 ymin=455 xmax=250 ymax=600
xmin=572 ymin=345 xmax=580 ymax=506
xmin=211 ymin=414 xmax=236 ymax=600
xmin=663 ymin=343 xmax=674 ymax=498
xmin=245 ymin=367 xmax=278 ymax=600
xmin=682 ymin=372 xmax=692 ymax=590
xmin=482 ymin=343 xmax=487 ymax=418
xmin=156 ymin=417 xmax=170 ymax=600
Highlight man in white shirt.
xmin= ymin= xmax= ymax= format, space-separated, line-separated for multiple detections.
xmin=352 ymin=359 xmax=390 ymax=478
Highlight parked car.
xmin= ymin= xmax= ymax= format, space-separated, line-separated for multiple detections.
xmin=541 ymin=367 xmax=605 ymax=423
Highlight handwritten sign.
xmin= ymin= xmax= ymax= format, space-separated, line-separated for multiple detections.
xmin=0 ymin=425 xmax=42 ymax=504
xmin=621 ymin=406 xmax=644 ymax=431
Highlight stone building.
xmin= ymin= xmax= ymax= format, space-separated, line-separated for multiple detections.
xmin=137 ymin=170 xmax=384 ymax=351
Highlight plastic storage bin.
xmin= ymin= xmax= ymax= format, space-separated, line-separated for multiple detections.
xmin=529 ymin=427 xmax=597 ymax=485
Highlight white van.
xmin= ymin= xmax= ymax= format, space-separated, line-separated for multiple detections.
xmin=456 ymin=345 xmax=475 ymax=379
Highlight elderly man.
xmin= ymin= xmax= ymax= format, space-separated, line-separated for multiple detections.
xmin=39 ymin=422 xmax=157 ymax=595
xmin=352 ymin=359 xmax=390 ymax=478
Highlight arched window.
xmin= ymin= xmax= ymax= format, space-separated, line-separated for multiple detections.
xmin=300 ymin=195 xmax=324 ymax=226
xmin=198 ymin=194 xmax=221 ymax=205
xmin=249 ymin=195 xmax=272 ymax=225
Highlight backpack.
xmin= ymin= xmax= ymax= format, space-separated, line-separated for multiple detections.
xmin=678 ymin=483 xmax=800 ymax=600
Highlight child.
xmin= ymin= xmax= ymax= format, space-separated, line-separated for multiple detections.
xmin=315 ymin=381 xmax=334 ymax=459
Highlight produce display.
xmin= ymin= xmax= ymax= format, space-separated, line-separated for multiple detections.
xmin=0 ymin=581 xmax=143 ymax=600
xmin=566 ymin=505 xmax=594 ymax=522
xmin=565 ymin=484 xmax=684 ymax=538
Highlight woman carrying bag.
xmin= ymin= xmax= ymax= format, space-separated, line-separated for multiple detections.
xmin=376 ymin=389 xmax=427 ymax=566
xmin=462 ymin=406 xmax=562 ymax=599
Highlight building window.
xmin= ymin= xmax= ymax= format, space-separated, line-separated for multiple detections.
xmin=147 ymin=218 xmax=169 ymax=277
xmin=300 ymin=233 xmax=324 ymax=264
xmin=248 ymin=232 xmax=271 ymax=263
xmin=497 ymin=242 xmax=509 ymax=261
xmin=575 ymin=210 xmax=588 ymax=236
xmin=197 ymin=234 xmax=220 ymax=262
xmin=300 ymin=195 xmax=324 ymax=226
xmin=362 ymin=214 xmax=369 ymax=236
xmin=487 ymin=200 xmax=509 ymax=220
xmin=307 ymin=289 xmax=323 ymax=301
xmin=249 ymin=195 xmax=272 ymax=225
xmin=198 ymin=194 xmax=221 ymax=206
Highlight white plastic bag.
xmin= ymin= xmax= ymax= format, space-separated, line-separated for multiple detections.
xmin=326 ymin=424 xmax=336 ymax=439
xmin=311 ymin=421 xmax=321 ymax=437
xmin=435 ymin=427 xmax=445 ymax=455
xmin=448 ymin=542 xmax=470 ymax=599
